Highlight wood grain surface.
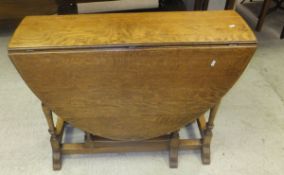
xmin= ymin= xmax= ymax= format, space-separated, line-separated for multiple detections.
xmin=9 ymin=45 xmax=256 ymax=140
xmin=9 ymin=11 xmax=256 ymax=50
xmin=9 ymin=11 xmax=257 ymax=140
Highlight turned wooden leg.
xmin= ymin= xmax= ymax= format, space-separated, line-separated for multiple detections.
xmin=50 ymin=137 xmax=62 ymax=170
xmin=197 ymin=115 xmax=211 ymax=164
xmin=42 ymin=103 xmax=63 ymax=170
xmin=199 ymin=101 xmax=221 ymax=165
xmin=169 ymin=131 xmax=179 ymax=168
xmin=201 ymin=131 xmax=212 ymax=164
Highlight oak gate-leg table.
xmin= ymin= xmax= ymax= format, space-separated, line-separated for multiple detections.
xmin=8 ymin=11 xmax=256 ymax=170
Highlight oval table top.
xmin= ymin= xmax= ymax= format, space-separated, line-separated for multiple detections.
xmin=8 ymin=11 xmax=256 ymax=140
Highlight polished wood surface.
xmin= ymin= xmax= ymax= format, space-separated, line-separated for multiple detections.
xmin=9 ymin=11 xmax=256 ymax=141
xmin=9 ymin=45 xmax=256 ymax=140
xmin=9 ymin=11 xmax=256 ymax=49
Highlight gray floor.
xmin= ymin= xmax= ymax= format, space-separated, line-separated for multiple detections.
xmin=0 ymin=2 xmax=284 ymax=175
